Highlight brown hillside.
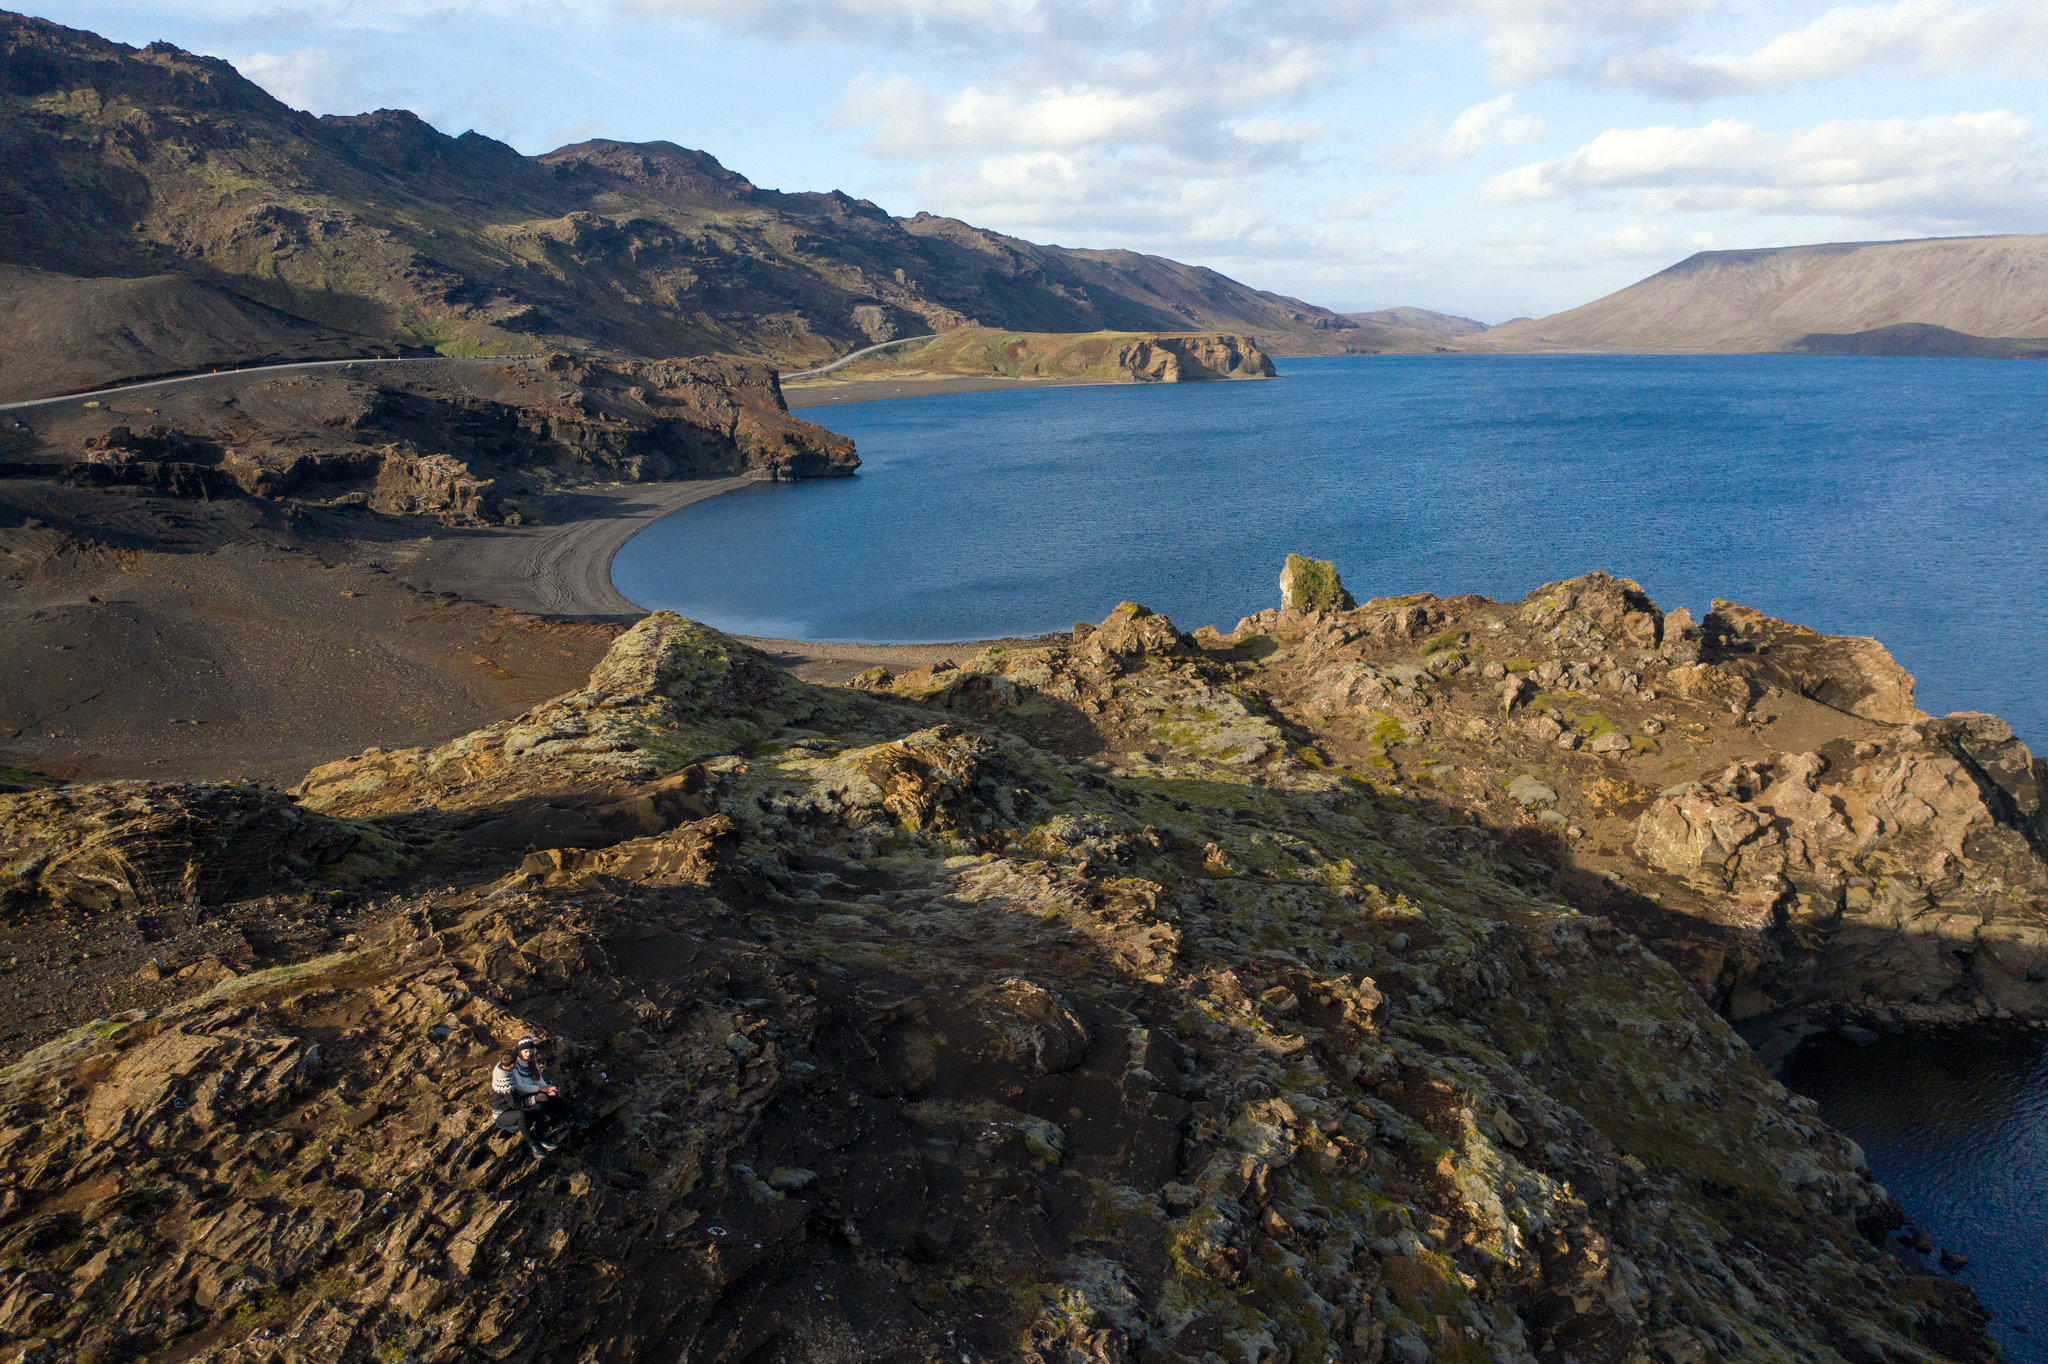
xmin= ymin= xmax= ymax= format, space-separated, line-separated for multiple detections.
xmin=1482 ymin=234 xmax=2048 ymax=352
xmin=0 ymin=266 xmax=412 ymax=402
xmin=0 ymin=12 xmax=1362 ymax=384
xmin=1343 ymin=306 xmax=1490 ymax=335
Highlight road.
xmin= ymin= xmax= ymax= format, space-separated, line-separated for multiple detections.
xmin=0 ymin=354 xmax=532 ymax=413
xmin=779 ymin=334 xmax=937 ymax=381
xmin=2 ymin=336 xmax=942 ymax=411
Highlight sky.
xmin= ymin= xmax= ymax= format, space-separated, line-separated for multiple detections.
xmin=33 ymin=0 xmax=2048 ymax=321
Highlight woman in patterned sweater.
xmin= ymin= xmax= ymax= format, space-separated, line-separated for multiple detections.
xmin=490 ymin=1036 xmax=582 ymax=1159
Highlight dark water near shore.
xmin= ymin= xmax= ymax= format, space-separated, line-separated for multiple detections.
xmin=1789 ymin=1030 xmax=2048 ymax=1362
xmin=613 ymin=353 xmax=2048 ymax=749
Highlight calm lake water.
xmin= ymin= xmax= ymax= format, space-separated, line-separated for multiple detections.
xmin=612 ymin=354 xmax=2048 ymax=749
xmin=1790 ymin=1030 xmax=2048 ymax=1363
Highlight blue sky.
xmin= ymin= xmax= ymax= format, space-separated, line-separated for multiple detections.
xmin=36 ymin=0 xmax=2048 ymax=321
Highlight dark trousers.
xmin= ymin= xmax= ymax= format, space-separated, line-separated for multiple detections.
xmin=497 ymin=1095 xmax=579 ymax=1151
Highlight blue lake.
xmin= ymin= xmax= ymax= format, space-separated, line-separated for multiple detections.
xmin=611 ymin=354 xmax=2048 ymax=749
xmin=1790 ymin=1029 xmax=2048 ymax=1363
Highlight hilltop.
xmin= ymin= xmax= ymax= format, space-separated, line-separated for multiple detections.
xmin=0 ymin=12 xmax=1362 ymax=399
xmin=1481 ymin=235 xmax=2048 ymax=355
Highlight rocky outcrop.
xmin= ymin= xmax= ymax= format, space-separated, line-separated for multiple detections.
xmin=525 ymin=353 xmax=858 ymax=482
xmin=1278 ymin=553 xmax=1356 ymax=613
xmin=0 ymin=601 xmax=1992 ymax=1364
xmin=10 ymin=353 xmax=857 ymax=525
xmin=1201 ymin=566 xmax=2048 ymax=1031
xmin=1111 ymin=333 xmax=1276 ymax=381
xmin=0 ymin=781 xmax=406 ymax=917
xmin=1700 ymin=599 xmax=1927 ymax=724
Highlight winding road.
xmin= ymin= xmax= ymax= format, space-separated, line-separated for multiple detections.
xmin=0 ymin=354 xmax=531 ymax=413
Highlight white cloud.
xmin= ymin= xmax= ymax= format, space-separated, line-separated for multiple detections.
xmin=1442 ymin=94 xmax=1545 ymax=161
xmin=1373 ymin=94 xmax=1546 ymax=170
xmin=1453 ymin=0 xmax=1720 ymax=86
xmin=1329 ymin=185 xmax=1405 ymax=219
xmin=1596 ymin=0 xmax=2048 ymax=99
xmin=235 ymin=46 xmax=379 ymax=114
xmin=1484 ymin=111 xmax=2048 ymax=230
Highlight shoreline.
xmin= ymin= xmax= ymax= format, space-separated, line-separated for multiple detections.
xmin=782 ymin=372 xmax=1113 ymax=409
xmin=393 ymin=476 xmax=762 ymax=620
xmin=400 ymin=471 xmax=1067 ymax=679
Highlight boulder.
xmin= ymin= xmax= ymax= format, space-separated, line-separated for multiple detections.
xmin=1702 ymin=600 xmax=1927 ymax=725
xmin=1278 ymin=555 xmax=1356 ymax=613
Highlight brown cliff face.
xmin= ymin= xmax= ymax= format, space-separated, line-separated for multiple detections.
xmin=1111 ymin=334 xmax=1278 ymax=382
xmin=6 ymin=353 xmax=856 ymax=525
xmin=1196 ymin=570 xmax=2048 ymax=1033
xmin=0 ymin=603 xmax=2000 ymax=1364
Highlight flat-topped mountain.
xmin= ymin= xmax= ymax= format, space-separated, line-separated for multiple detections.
xmin=0 ymin=12 xmax=1360 ymax=395
xmin=1482 ymin=234 xmax=2048 ymax=354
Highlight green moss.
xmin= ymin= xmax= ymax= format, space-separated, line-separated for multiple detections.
xmin=1281 ymin=554 xmax=1356 ymax=611
xmin=1502 ymin=658 xmax=1535 ymax=672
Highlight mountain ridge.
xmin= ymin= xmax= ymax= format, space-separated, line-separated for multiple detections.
xmin=0 ymin=11 xmax=1365 ymax=386
xmin=1481 ymin=234 xmax=2048 ymax=354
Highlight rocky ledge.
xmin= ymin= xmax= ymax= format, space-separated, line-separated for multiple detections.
xmin=2 ymin=353 xmax=856 ymax=526
xmin=0 ymin=565 xmax=2014 ymax=1364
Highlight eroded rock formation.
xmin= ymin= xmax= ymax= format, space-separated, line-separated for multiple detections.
xmin=13 ymin=354 xmax=857 ymax=525
xmin=0 ymin=592 xmax=2004 ymax=1364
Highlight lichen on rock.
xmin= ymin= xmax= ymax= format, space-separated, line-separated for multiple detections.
xmin=0 ymin=568 xmax=2018 ymax=1364
xmin=1279 ymin=553 xmax=1357 ymax=613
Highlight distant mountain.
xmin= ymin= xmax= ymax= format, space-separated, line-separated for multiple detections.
xmin=1342 ymin=307 xmax=1490 ymax=336
xmin=0 ymin=11 xmax=1360 ymax=376
xmin=1481 ymin=235 xmax=2048 ymax=353
xmin=1317 ymin=306 xmax=1491 ymax=353
xmin=1787 ymin=322 xmax=2048 ymax=359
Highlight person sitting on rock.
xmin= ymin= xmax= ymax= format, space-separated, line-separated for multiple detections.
xmin=490 ymin=1036 xmax=583 ymax=1159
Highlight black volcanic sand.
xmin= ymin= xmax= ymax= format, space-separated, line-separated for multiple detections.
xmin=1 ymin=363 xmax=1064 ymax=786
xmin=0 ymin=479 xmax=624 ymax=786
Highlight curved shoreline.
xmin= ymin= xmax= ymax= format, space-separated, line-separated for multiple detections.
xmin=400 ymin=476 xmax=762 ymax=619
xmin=408 ymin=474 xmax=1061 ymax=679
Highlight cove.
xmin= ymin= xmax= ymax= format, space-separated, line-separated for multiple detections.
xmin=610 ymin=353 xmax=2048 ymax=749
xmin=1791 ymin=1029 xmax=2048 ymax=1362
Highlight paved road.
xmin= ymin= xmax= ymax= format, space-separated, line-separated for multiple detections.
xmin=1 ymin=336 xmax=938 ymax=411
xmin=780 ymin=334 xmax=937 ymax=381
xmin=0 ymin=354 xmax=530 ymax=413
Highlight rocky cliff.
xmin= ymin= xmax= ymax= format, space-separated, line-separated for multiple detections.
xmin=0 ymin=579 xmax=2009 ymax=1364
xmin=5 ymin=352 xmax=855 ymax=525
xmin=810 ymin=330 xmax=1276 ymax=387
xmin=0 ymin=12 xmax=1358 ymax=384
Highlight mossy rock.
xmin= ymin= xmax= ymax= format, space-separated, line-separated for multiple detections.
xmin=0 ymin=764 xmax=61 ymax=791
xmin=1279 ymin=554 xmax=1356 ymax=613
